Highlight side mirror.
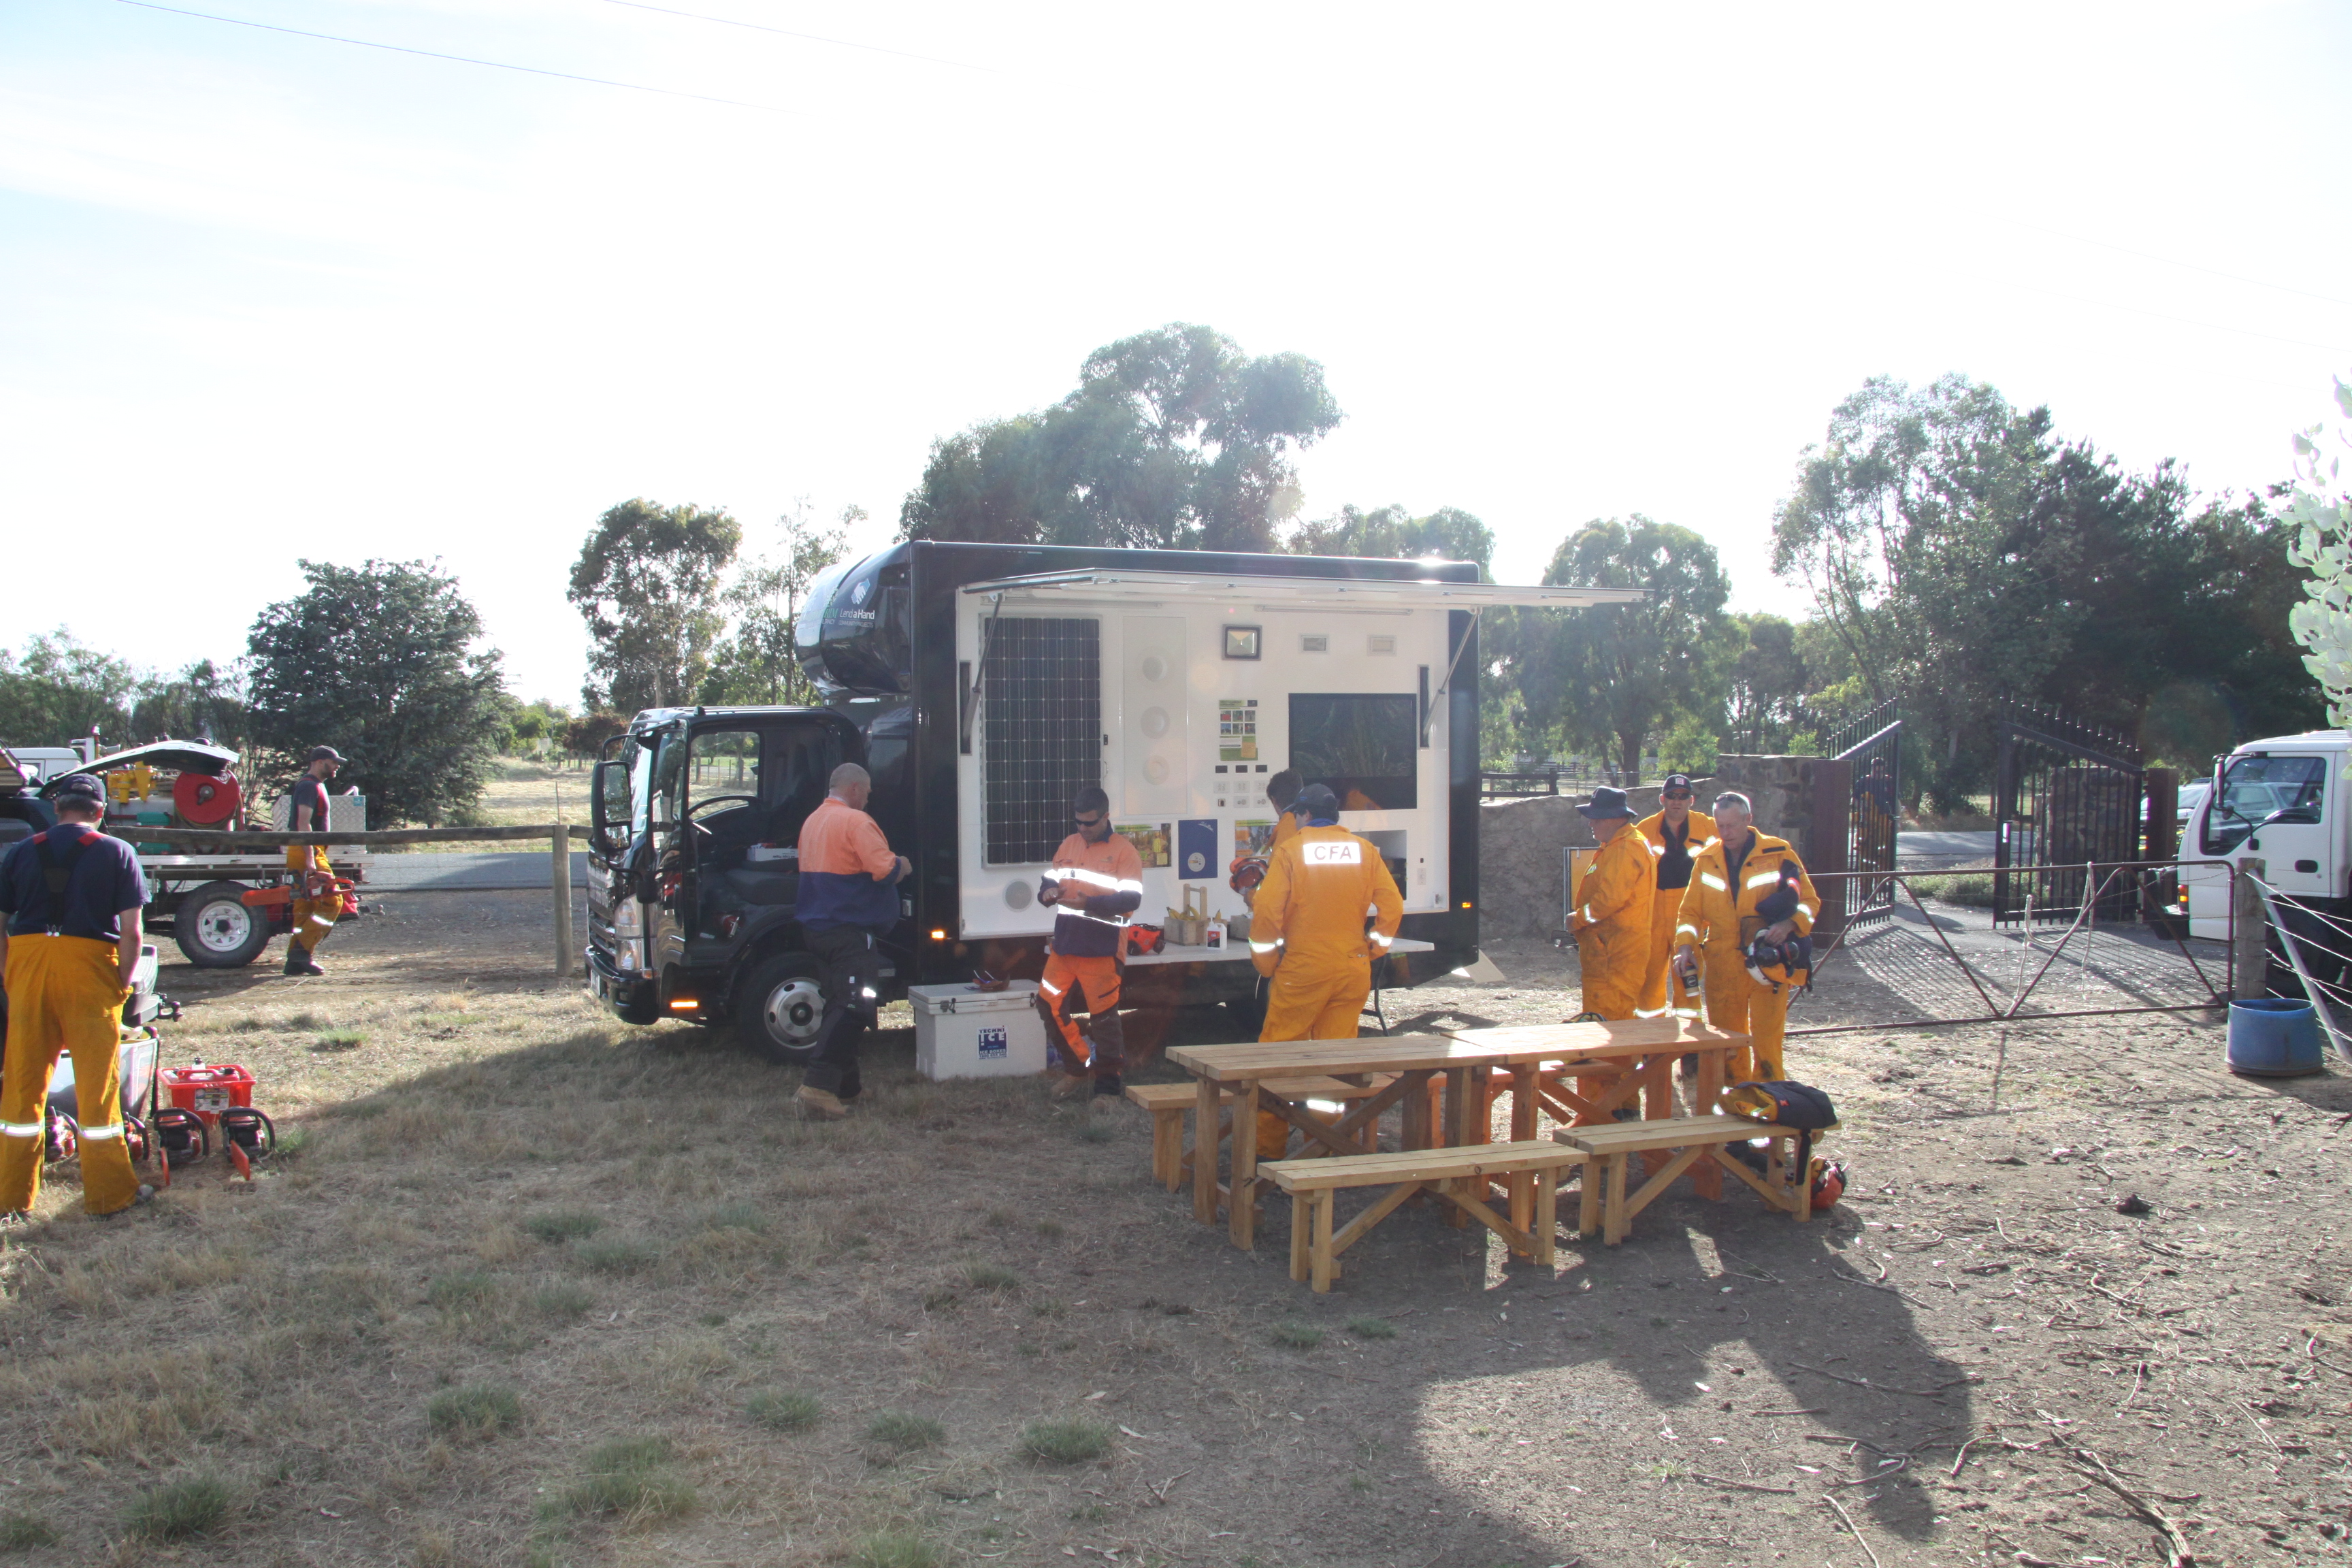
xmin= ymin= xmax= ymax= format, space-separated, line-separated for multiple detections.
xmin=591 ymin=760 xmax=628 ymax=853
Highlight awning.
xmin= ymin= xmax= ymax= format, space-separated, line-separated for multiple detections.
xmin=41 ymin=740 xmax=238 ymax=792
xmin=958 ymin=568 xmax=1645 ymax=610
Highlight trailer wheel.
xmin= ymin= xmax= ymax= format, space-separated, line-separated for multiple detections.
xmin=734 ymin=951 xmax=829 ymax=1065
xmin=175 ymin=882 xmax=272 ymax=968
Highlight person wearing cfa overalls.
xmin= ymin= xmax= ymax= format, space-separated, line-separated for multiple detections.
xmin=282 ymin=745 xmax=344 ymax=976
xmin=0 ymin=773 xmax=154 ymax=1223
xmin=1036 ymin=786 xmax=1143 ymax=1109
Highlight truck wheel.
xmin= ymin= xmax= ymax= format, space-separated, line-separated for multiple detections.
xmin=734 ymin=951 xmax=830 ymax=1065
xmin=174 ymin=883 xmax=273 ymax=968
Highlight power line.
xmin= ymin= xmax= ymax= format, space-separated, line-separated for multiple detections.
xmin=2019 ymin=221 xmax=2352 ymax=313
xmin=115 ymin=0 xmax=789 ymax=113
xmin=598 ymin=0 xmax=995 ymax=74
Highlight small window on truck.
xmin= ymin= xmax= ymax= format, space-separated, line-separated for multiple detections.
xmin=2201 ymin=753 xmax=2327 ymax=857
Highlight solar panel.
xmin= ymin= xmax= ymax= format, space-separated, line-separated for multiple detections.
xmin=983 ymin=617 xmax=1100 ymax=865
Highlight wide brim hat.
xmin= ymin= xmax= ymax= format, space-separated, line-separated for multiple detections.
xmin=1576 ymin=786 xmax=1634 ymax=821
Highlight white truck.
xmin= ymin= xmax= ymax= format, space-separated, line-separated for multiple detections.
xmin=2180 ymin=728 xmax=2349 ymax=991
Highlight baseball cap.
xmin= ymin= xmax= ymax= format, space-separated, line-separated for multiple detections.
xmin=306 ymin=746 xmax=346 ymax=764
xmin=1291 ymin=783 xmax=1341 ymax=820
xmin=1660 ymin=773 xmax=1696 ymax=796
xmin=50 ymin=772 xmax=105 ymax=806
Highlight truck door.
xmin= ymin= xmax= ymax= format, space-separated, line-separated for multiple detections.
xmin=2187 ymin=752 xmax=2336 ymax=934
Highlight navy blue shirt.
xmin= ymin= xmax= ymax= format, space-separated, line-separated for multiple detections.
xmin=0 ymin=823 xmax=147 ymax=941
xmin=289 ymin=774 xmax=330 ymax=831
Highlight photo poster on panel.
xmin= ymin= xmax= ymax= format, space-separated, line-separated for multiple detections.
xmin=1217 ymin=698 xmax=1258 ymax=762
xmin=1116 ymin=822 xmax=1172 ymax=868
xmin=1233 ymin=819 xmax=1276 ymax=860
xmin=1177 ymin=818 xmax=1218 ymax=879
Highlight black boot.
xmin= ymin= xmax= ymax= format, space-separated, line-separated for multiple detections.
xmin=283 ymin=944 xmax=324 ymax=977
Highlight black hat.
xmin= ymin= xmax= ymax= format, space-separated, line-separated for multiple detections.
xmin=1291 ymin=783 xmax=1340 ymax=820
xmin=1660 ymin=773 xmax=1696 ymax=795
xmin=306 ymin=745 xmax=346 ymax=764
xmin=50 ymin=772 xmax=104 ymax=806
xmin=1576 ymin=786 xmax=1635 ymax=821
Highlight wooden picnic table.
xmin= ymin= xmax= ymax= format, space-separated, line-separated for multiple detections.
xmin=1168 ymin=1019 xmax=1752 ymax=1250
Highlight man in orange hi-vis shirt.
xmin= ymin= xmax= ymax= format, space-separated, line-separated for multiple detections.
xmin=793 ymin=762 xmax=909 ymax=1121
xmin=1036 ymin=786 xmax=1144 ymax=1107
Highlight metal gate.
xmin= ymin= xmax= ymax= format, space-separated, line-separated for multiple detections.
xmin=1824 ymin=702 xmax=1901 ymax=928
xmin=1992 ymin=703 xmax=2144 ymax=928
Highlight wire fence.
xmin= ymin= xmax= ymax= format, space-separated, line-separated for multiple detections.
xmin=1782 ymin=860 xmax=2240 ymax=1039
xmin=2245 ymin=870 xmax=2352 ymax=1061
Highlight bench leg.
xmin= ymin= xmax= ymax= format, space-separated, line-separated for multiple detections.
xmin=1691 ymin=1049 xmax=1727 ymax=1200
xmin=1534 ymin=1171 xmax=1558 ymax=1266
xmin=1309 ymin=1190 xmax=1335 ymax=1293
xmin=1508 ymin=1064 xmax=1538 ymax=1240
xmin=1230 ymin=1079 xmax=1260 ymax=1250
xmin=1603 ymin=1154 xmax=1631 ymax=1245
xmin=1441 ymin=1068 xmax=1474 ymax=1228
xmin=1576 ymin=1160 xmax=1601 ymax=1238
xmin=1193 ymin=1076 xmax=1219 ymax=1222
xmin=1290 ymin=1193 xmax=1311 ymax=1283
xmin=1154 ymin=1109 xmax=1181 ymax=1190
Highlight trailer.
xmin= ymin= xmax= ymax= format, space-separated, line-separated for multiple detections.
xmin=0 ymin=740 xmax=368 ymax=968
xmin=581 ymin=540 xmax=1637 ymax=1060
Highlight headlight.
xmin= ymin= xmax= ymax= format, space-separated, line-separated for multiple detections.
xmin=612 ymin=900 xmax=642 ymax=937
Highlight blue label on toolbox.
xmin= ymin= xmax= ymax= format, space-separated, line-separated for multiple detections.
xmin=978 ymin=1027 xmax=1007 ymax=1059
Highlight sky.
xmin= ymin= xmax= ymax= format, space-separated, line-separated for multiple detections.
xmin=5 ymin=0 xmax=2351 ymax=707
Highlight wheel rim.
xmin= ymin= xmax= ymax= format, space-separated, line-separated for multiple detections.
xmin=762 ymin=977 xmax=826 ymax=1048
xmin=193 ymin=900 xmax=255 ymax=955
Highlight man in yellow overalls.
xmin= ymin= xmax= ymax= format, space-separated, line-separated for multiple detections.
xmin=0 ymin=772 xmax=153 ymax=1221
xmin=283 ymin=746 xmax=344 ymax=977
xmin=1632 ymin=774 xmax=1715 ymax=1022
xmin=1673 ymin=791 xmax=1820 ymax=1084
xmin=1567 ymin=787 xmax=1650 ymax=1020
xmin=1248 ymin=785 xmax=1405 ymax=1154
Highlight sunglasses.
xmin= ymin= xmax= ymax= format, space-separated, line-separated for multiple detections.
xmin=1073 ymin=815 xmax=1105 ymax=827
xmin=1663 ymin=792 xmax=1694 ymax=802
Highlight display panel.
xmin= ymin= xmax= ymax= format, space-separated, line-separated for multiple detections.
xmin=1288 ymin=693 xmax=1418 ymax=812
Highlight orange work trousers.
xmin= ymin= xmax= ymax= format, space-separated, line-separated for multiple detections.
xmin=287 ymin=845 xmax=339 ymax=956
xmin=1254 ymin=953 xmax=1370 ymax=1155
xmin=1038 ymin=951 xmax=1124 ymax=1078
xmin=1 ymin=934 xmax=141 ymax=1215
xmin=1636 ymin=885 xmax=1701 ymax=1020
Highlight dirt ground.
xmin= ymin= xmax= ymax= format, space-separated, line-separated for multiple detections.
xmin=2 ymin=895 xmax=2347 ymax=1568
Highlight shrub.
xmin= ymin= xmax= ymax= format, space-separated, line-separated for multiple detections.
xmin=427 ymin=1384 xmax=521 ymax=1439
xmin=312 ymin=1027 xmax=365 ymax=1051
xmin=1345 ymin=1316 xmax=1397 ymax=1339
xmin=572 ymin=1237 xmax=655 ymax=1274
xmin=1020 ymin=1418 xmax=1112 ymax=1464
xmin=0 ymin=1514 xmax=58 ymax=1550
xmin=125 ymin=1476 xmax=232 ymax=1541
xmin=523 ymin=1211 xmax=602 ymax=1243
xmin=544 ymin=1435 xmax=694 ymax=1520
xmin=746 ymin=1392 xmax=822 ymax=1431
xmin=427 ymin=1272 xmax=499 ymax=1310
xmin=864 ymin=1411 xmax=944 ymax=1451
xmin=1270 ymin=1321 xmax=1324 ymax=1350
xmin=533 ymin=1282 xmax=593 ymax=1321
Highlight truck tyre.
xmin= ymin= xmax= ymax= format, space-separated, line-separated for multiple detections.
xmin=174 ymin=882 xmax=274 ymax=968
xmin=734 ymin=951 xmax=830 ymax=1066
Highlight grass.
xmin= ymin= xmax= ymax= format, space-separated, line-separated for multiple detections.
xmin=544 ymin=1435 xmax=696 ymax=1521
xmin=962 ymin=1262 xmax=1019 ymax=1291
xmin=312 ymin=1026 xmax=366 ymax=1051
xmin=1270 ymin=1320 xmax=1324 ymax=1350
xmin=864 ymin=1411 xmax=945 ymax=1451
xmin=572 ymin=1237 xmax=656 ymax=1274
xmin=850 ymin=1531 xmax=944 ymax=1568
xmin=125 ymin=1475 xmax=233 ymax=1541
xmin=746 ymin=1391 xmax=823 ymax=1431
xmin=1345 ymin=1316 xmax=1397 ymax=1339
xmin=1075 ymin=1121 xmax=1117 ymax=1143
xmin=523 ymin=1211 xmax=603 ymax=1243
xmin=1908 ymin=870 xmax=1997 ymax=907
xmin=533 ymin=1281 xmax=593 ymax=1321
xmin=426 ymin=1271 xmax=500 ymax=1310
xmin=0 ymin=1514 xmax=57 ymax=1550
xmin=701 ymin=1202 xmax=767 ymax=1232
xmin=1020 ymin=1418 xmax=1112 ymax=1464
xmin=426 ymin=1383 xmax=521 ymax=1440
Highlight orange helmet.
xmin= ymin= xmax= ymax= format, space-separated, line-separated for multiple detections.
xmin=1229 ymin=855 xmax=1269 ymax=896
xmin=1808 ymin=1158 xmax=1846 ymax=1209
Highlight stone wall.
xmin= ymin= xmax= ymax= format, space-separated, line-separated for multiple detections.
xmin=1474 ymin=779 xmax=1712 ymax=941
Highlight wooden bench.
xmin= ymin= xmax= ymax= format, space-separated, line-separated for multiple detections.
xmin=1261 ymin=1141 xmax=1587 ymax=1292
xmin=1553 ymin=1115 xmax=1818 ymax=1245
xmin=1126 ymin=1077 xmax=1394 ymax=1192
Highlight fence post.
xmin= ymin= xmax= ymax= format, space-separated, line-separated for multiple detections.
xmin=2232 ymin=856 xmax=2266 ymax=1002
xmin=553 ymin=822 xmax=573 ymax=978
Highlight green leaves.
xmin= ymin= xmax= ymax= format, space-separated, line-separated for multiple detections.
xmin=568 ymin=498 xmax=742 ymax=713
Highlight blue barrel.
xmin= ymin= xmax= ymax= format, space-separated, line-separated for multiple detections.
xmin=2227 ymin=998 xmax=2325 ymax=1077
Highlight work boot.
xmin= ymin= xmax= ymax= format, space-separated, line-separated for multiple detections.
xmin=1049 ymin=1071 xmax=1093 ymax=1098
xmin=795 ymin=1085 xmax=850 ymax=1122
xmin=283 ymin=945 xmax=325 ymax=977
xmin=1088 ymin=1075 xmax=1124 ymax=1114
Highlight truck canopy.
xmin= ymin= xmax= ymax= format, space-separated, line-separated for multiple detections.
xmin=959 ymin=570 xmax=1646 ymax=610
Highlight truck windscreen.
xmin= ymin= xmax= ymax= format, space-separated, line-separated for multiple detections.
xmin=2201 ymin=754 xmax=2326 ymax=856
xmin=1290 ymin=693 xmax=1418 ymax=812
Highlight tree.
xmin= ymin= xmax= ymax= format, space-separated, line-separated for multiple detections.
xmin=1776 ymin=373 xmax=2322 ymax=805
xmin=245 ymin=559 xmax=510 ymax=826
xmin=2288 ymin=376 xmax=2352 ymax=726
xmin=1284 ymin=504 xmax=1495 ymax=579
xmin=900 ymin=323 xmax=1342 ymax=551
xmin=504 ymin=698 xmax=573 ymax=754
xmin=0 ymin=630 xmax=140 ymax=748
xmin=1500 ymin=517 xmax=1738 ymax=777
xmin=570 ymin=499 xmax=742 ymax=712
xmin=702 ymin=502 xmax=853 ymax=706
xmin=131 ymin=659 xmax=246 ymax=747
xmin=562 ymin=711 xmax=628 ymax=757
xmin=1725 ymin=614 xmax=1809 ymax=753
